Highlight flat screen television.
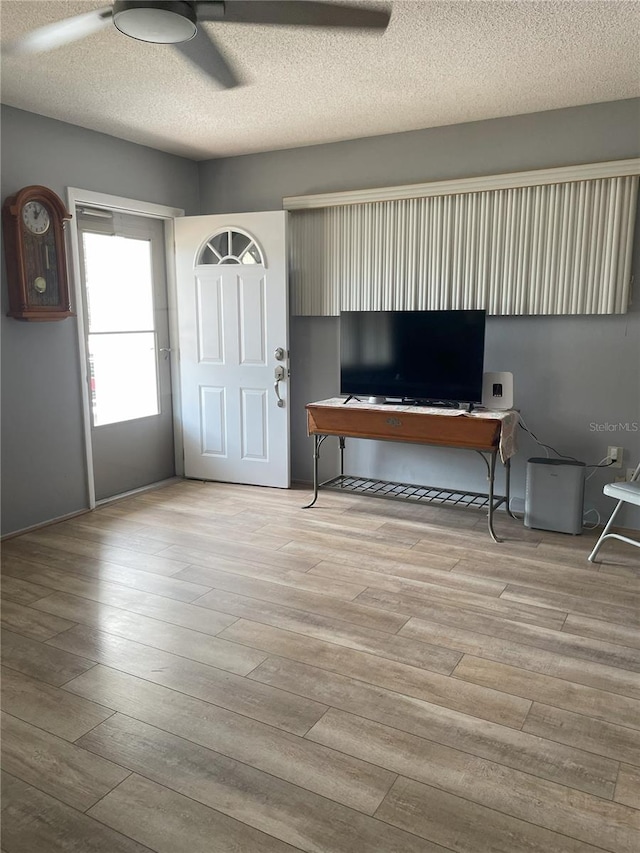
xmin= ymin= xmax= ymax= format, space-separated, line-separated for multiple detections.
xmin=340 ymin=309 xmax=486 ymax=404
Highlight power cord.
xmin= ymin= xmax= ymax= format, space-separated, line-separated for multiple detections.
xmin=583 ymin=507 xmax=601 ymax=530
xmin=585 ymin=456 xmax=611 ymax=482
xmin=517 ymin=414 xmax=616 ymax=470
xmin=508 ymin=497 xmax=524 ymax=520
xmin=517 ymin=414 xmax=578 ymax=461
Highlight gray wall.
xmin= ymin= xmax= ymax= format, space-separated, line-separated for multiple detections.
xmin=199 ymin=99 xmax=640 ymax=212
xmin=1 ymin=105 xmax=200 ymax=535
xmin=2 ymin=100 xmax=638 ymax=535
xmin=199 ymin=99 xmax=640 ymax=528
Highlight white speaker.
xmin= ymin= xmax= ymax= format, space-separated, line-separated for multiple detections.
xmin=482 ymin=372 xmax=513 ymax=410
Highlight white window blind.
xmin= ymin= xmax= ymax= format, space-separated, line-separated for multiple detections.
xmin=289 ymin=173 xmax=638 ymax=316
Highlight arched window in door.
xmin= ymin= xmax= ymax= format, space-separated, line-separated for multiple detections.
xmin=197 ymin=228 xmax=265 ymax=266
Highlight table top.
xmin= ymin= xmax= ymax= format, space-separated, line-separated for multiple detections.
xmin=306 ymin=398 xmax=518 ymax=461
xmin=308 ymin=397 xmax=515 ymax=422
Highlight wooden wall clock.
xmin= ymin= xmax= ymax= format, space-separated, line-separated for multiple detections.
xmin=2 ymin=185 xmax=75 ymax=321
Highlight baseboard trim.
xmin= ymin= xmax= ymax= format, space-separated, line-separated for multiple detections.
xmin=1 ymin=478 xmax=184 ymax=541
xmin=1 ymin=508 xmax=91 ymax=541
xmin=95 ymin=477 xmax=182 ymax=507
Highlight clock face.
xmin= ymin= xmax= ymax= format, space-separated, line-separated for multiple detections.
xmin=22 ymin=200 xmax=51 ymax=235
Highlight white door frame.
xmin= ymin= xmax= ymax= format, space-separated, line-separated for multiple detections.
xmin=66 ymin=187 xmax=184 ymax=509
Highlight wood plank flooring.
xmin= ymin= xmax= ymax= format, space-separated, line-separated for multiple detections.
xmin=1 ymin=480 xmax=639 ymax=853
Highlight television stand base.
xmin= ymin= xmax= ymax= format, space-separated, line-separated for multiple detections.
xmin=343 ymin=397 xmax=476 ymax=412
xmin=411 ymin=399 xmax=460 ymax=409
xmin=391 ymin=398 xmax=474 ymax=411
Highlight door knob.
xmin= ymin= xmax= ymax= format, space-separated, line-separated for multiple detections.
xmin=274 ymin=347 xmax=286 ymax=361
xmin=274 ymin=365 xmax=286 ymax=408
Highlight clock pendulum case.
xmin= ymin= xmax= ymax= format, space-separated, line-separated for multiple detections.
xmin=2 ymin=185 xmax=75 ymax=321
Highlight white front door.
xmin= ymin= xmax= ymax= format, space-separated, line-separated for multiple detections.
xmin=174 ymin=212 xmax=289 ymax=487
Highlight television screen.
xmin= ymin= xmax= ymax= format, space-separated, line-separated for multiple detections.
xmin=340 ymin=309 xmax=486 ymax=404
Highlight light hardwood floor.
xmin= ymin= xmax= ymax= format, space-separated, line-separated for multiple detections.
xmin=1 ymin=480 xmax=639 ymax=853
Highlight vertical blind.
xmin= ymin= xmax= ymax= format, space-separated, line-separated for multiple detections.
xmin=289 ymin=175 xmax=638 ymax=316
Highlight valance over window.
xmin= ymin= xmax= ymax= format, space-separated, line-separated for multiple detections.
xmin=286 ymin=161 xmax=639 ymax=316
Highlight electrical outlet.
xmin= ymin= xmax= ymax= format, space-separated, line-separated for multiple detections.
xmin=607 ymin=446 xmax=623 ymax=468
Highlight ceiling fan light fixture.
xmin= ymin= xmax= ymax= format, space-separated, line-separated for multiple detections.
xmin=113 ymin=1 xmax=197 ymax=44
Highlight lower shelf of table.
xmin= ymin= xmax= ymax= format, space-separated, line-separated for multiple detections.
xmin=319 ymin=474 xmax=507 ymax=513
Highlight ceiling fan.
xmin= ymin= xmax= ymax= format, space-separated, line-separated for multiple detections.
xmin=4 ymin=1 xmax=391 ymax=89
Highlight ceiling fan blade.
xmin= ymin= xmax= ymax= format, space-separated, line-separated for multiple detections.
xmin=173 ymin=27 xmax=240 ymax=88
xmin=3 ymin=7 xmax=113 ymax=56
xmin=197 ymin=1 xmax=391 ymax=29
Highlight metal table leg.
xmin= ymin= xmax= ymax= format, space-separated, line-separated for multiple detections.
xmin=486 ymin=448 xmax=502 ymax=543
xmin=303 ymin=434 xmax=327 ymax=508
xmin=339 ymin=436 xmax=345 ymax=478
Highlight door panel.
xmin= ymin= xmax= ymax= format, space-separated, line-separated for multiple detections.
xmin=175 ymin=212 xmax=289 ymax=487
xmin=90 ymin=416 xmax=175 ymax=501
xmin=77 ymin=212 xmax=175 ymax=500
xmin=241 ymin=388 xmax=268 ymax=460
xmin=196 ymin=273 xmax=224 ymax=362
xmin=238 ymin=276 xmax=266 ymax=364
xmin=200 ymin=386 xmax=227 ymax=456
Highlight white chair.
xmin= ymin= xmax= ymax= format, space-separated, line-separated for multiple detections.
xmin=588 ymin=462 xmax=640 ymax=562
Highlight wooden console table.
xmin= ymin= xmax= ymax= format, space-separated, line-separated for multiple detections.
xmin=304 ymin=398 xmax=518 ymax=542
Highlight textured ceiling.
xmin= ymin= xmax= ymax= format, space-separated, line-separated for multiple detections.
xmin=1 ymin=0 xmax=639 ymax=160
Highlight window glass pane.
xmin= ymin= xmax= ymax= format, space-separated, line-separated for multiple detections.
xmin=241 ymin=244 xmax=262 ymax=264
xmin=199 ymin=245 xmax=218 ymax=265
xmin=83 ymin=232 xmax=154 ymax=332
xmin=209 ymin=232 xmax=228 ymax=257
xmin=89 ymin=332 xmax=159 ymax=426
xmin=231 ymin=232 xmax=251 ymax=257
